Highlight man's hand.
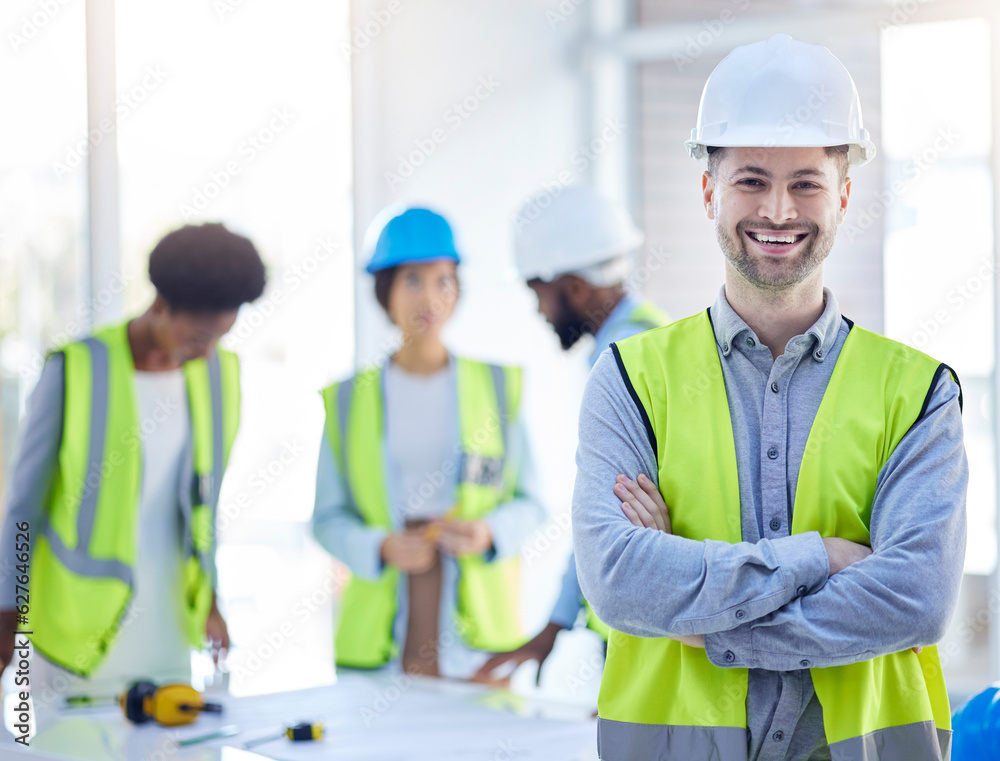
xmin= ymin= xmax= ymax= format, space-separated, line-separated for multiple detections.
xmin=672 ymin=634 xmax=706 ymax=648
xmin=822 ymin=537 xmax=873 ymax=575
xmin=616 ymin=479 xmax=917 ymax=656
xmin=433 ymin=519 xmax=493 ymax=557
xmin=381 ymin=529 xmax=437 ymax=573
xmin=615 ymin=473 xmax=671 ymax=533
xmin=471 ymin=622 xmax=562 ymax=685
xmin=206 ymin=595 xmax=230 ymax=665
xmin=613 ymin=475 xmax=703 ymax=647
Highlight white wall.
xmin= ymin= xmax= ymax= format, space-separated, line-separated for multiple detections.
xmin=351 ymin=0 xmax=591 ymax=364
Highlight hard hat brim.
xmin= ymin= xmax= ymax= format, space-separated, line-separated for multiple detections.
xmin=686 ymin=139 xmax=876 ymax=168
xmin=517 ymin=236 xmax=643 ymax=283
xmin=365 ymin=252 xmax=460 ymax=275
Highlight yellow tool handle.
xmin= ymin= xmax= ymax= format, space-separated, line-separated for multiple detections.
xmin=285 ymin=722 xmax=324 ymax=740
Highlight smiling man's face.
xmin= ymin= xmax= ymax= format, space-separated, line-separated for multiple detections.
xmin=703 ymin=146 xmax=851 ymax=292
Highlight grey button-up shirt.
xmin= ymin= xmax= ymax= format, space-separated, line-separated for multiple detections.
xmin=573 ymin=286 xmax=967 ymax=760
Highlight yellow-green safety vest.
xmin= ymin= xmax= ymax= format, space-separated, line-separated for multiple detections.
xmin=321 ymin=357 xmax=525 ymax=669
xmin=584 ymin=602 xmax=611 ymax=642
xmin=625 ymin=300 xmax=670 ymax=333
xmin=598 ymin=311 xmax=955 ymax=761
xmin=29 ymin=322 xmax=240 ymax=676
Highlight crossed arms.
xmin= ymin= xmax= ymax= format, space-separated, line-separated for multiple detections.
xmin=572 ymin=351 xmax=968 ymax=671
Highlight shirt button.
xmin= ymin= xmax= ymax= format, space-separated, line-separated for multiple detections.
xmin=724 ymin=650 xmax=735 ymax=663
xmin=800 ymin=659 xmax=811 ymax=668
xmin=746 ymin=336 xmax=755 ymax=347
xmin=770 ymin=381 xmax=779 ymax=393
xmin=772 ymin=730 xmax=784 ymax=742
xmin=767 ymin=447 xmax=778 ymax=460
xmin=723 ymin=343 xmax=730 ymax=353
xmin=797 ymin=585 xmax=808 ymax=596
xmin=735 ymin=609 xmax=746 ymax=619
xmin=814 ymin=349 xmax=824 ymax=359
xmin=769 ymin=518 xmax=781 ymax=531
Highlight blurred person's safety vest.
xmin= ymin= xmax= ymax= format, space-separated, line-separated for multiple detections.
xmin=30 ymin=322 xmax=240 ymax=676
xmin=322 ymin=357 xmax=524 ymax=668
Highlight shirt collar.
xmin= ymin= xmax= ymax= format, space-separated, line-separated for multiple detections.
xmin=709 ymin=286 xmax=842 ymax=361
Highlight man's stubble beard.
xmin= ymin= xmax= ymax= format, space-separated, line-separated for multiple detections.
xmin=716 ymin=217 xmax=837 ymax=291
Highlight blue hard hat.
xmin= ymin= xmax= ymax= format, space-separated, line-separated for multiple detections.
xmin=365 ymin=207 xmax=461 ymax=274
xmin=953 ymin=685 xmax=1000 ymax=759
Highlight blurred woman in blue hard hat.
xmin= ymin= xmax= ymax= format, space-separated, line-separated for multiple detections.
xmin=310 ymin=206 xmax=545 ymax=680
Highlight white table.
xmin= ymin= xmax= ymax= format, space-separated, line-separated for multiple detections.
xmin=4 ymin=672 xmax=598 ymax=761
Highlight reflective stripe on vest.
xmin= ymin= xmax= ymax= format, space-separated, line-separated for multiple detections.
xmin=29 ymin=323 xmax=239 ymax=676
xmin=321 ymin=357 xmax=525 ymax=669
xmin=598 ymin=310 xmax=955 ymax=761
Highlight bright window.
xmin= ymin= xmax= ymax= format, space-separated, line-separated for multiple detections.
xmin=882 ymin=18 xmax=995 ymax=575
xmin=0 ymin=0 xmax=88 ymax=457
xmin=115 ymin=0 xmax=354 ymax=695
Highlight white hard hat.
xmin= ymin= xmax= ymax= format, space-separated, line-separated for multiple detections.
xmin=513 ymin=186 xmax=643 ymax=284
xmin=686 ymin=34 xmax=876 ymax=167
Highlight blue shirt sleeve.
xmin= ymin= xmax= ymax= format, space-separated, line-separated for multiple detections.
xmin=0 ymin=355 xmax=65 ymax=608
xmin=549 ymin=551 xmax=585 ymax=629
xmin=310 ymin=434 xmax=388 ymax=581
xmin=705 ymin=373 xmax=967 ymax=670
xmin=589 ymin=307 xmax=654 ymax=368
